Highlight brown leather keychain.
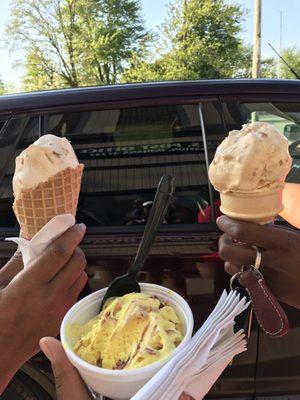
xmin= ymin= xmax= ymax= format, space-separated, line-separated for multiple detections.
xmin=230 ymin=247 xmax=289 ymax=338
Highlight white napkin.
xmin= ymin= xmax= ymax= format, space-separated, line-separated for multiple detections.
xmin=131 ymin=290 xmax=249 ymax=400
xmin=6 ymin=214 xmax=75 ymax=268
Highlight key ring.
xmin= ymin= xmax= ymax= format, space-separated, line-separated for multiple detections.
xmin=230 ymin=246 xmax=262 ymax=290
xmin=230 ymin=270 xmax=243 ymax=290
xmin=252 ymin=246 xmax=262 ymax=269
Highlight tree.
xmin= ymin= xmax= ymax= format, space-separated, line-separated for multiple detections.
xmin=235 ymin=46 xmax=300 ymax=80
xmin=123 ymin=0 xmax=248 ymax=82
xmin=279 ymin=46 xmax=300 ymax=79
xmin=22 ymin=48 xmax=63 ymax=91
xmin=231 ymin=45 xmax=278 ymax=79
xmin=77 ymin=0 xmax=152 ymax=85
xmin=6 ymin=0 xmax=151 ymax=90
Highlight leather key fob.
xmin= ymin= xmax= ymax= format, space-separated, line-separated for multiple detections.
xmin=238 ymin=268 xmax=289 ymax=337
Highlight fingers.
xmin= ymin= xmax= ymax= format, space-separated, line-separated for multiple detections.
xmin=26 ymin=224 xmax=86 ymax=283
xmin=217 ymin=216 xmax=288 ymax=248
xmin=219 ymin=234 xmax=257 ymax=266
xmin=0 ymin=250 xmax=24 ymax=288
xmin=68 ymin=271 xmax=88 ymax=301
xmin=50 ymin=247 xmax=87 ymax=292
xmin=179 ymin=394 xmax=195 ymax=400
xmin=224 ymin=262 xmax=241 ymax=275
xmin=40 ymin=337 xmax=91 ymax=400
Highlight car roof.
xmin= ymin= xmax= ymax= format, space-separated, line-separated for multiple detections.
xmin=0 ymin=79 xmax=300 ymax=114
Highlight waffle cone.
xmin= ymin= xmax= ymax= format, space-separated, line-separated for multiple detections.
xmin=13 ymin=164 xmax=84 ymax=239
xmin=220 ymin=187 xmax=283 ymax=225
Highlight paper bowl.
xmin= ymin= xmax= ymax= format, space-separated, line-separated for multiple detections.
xmin=60 ymin=283 xmax=194 ymax=400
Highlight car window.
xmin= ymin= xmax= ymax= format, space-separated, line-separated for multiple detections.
xmin=200 ymin=102 xmax=226 ymax=221
xmin=240 ymin=102 xmax=300 ymax=184
xmin=0 ymin=120 xmax=6 ymax=134
xmin=0 ymin=116 xmax=40 ymax=229
xmin=43 ymin=104 xmax=217 ymax=227
xmin=0 ymin=102 xmax=225 ymax=231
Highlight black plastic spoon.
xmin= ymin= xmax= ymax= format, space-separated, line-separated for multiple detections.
xmin=99 ymin=175 xmax=175 ymax=312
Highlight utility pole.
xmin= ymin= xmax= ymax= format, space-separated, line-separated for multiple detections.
xmin=252 ymin=0 xmax=262 ymax=78
xmin=277 ymin=10 xmax=283 ymax=79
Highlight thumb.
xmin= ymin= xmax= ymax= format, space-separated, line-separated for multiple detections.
xmin=179 ymin=394 xmax=195 ymax=400
xmin=40 ymin=337 xmax=91 ymax=400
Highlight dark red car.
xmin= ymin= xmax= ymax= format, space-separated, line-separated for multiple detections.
xmin=1 ymin=79 xmax=300 ymax=399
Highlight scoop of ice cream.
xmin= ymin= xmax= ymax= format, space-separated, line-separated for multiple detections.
xmin=71 ymin=293 xmax=183 ymax=370
xmin=209 ymin=122 xmax=292 ymax=193
xmin=13 ymin=134 xmax=79 ymax=198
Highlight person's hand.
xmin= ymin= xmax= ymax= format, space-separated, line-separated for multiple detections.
xmin=217 ymin=215 xmax=300 ymax=309
xmin=0 ymin=249 xmax=23 ymax=289
xmin=40 ymin=337 xmax=194 ymax=400
xmin=0 ymin=224 xmax=88 ymax=393
xmin=40 ymin=337 xmax=91 ymax=400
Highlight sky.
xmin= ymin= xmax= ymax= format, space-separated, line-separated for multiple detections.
xmin=0 ymin=0 xmax=299 ymax=87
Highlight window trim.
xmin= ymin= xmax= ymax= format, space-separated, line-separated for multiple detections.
xmin=198 ymin=103 xmax=215 ymax=222
xmin=10 ymin=96 xmax=220 ymax=119
xmin=220 ymin=94 xmax=300 ymax=128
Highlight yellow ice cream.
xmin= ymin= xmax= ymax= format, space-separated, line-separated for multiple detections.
xmin=71 ymin=293 xmax=183 ymax=370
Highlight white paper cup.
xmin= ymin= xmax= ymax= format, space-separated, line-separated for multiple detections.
xmin=60 ymin=283 xmax=194 ymax=400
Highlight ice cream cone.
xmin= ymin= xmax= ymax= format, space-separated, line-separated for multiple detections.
xmin=209 ymin=123 xmax=292 ymax=225
xmin=13 ymin=164 xmax=84 ymax=239
xmin=220 ymin=187 xmax=283 ymax=225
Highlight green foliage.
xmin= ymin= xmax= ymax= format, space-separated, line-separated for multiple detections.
xmin=6 ymin=0 xmax=151 ymax=90
xmin=231 ymin=46 xmax=278 ymax=79
xmin=22 ymin=49 xmax=64 ymax=91
xmin=260 ymin=57 xmax=278 ymax=79
xmin=75 ymin=0 xmax=153 ymax=85
xmin=236 ymin=46 xmax=300 ymax=80
xmin=6 ymin=0 xmax=300 ymax=92
xmin=279 ymin=46 xmax=300 ymax=79
xmin=123 ymin=0 xmax=249 ymax=82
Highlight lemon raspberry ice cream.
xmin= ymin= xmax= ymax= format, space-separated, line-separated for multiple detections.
xmin=71 ymin=293 xmax=183 ymax=370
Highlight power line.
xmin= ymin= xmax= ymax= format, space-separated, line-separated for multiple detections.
xmin=277 ymin=10 xmax=283 ymax=79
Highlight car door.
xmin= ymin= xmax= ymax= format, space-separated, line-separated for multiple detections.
xmin=221 ymin=93 xmax=300 ymax=399
xmin=0 ymin=94 xmax=257 ymax=399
